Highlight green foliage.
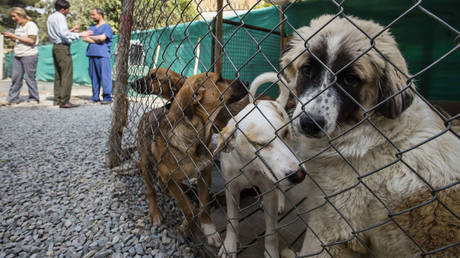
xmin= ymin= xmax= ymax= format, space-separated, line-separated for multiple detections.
xmin=0 ymin=0 xmax=40 ymax=48
xmin=133 ymin=0 xmax=199 ymax=29
xmin=254 ymin=2 xmax=273 ymax=10
xmin=34 ymin=0 xmax=122 ymax=44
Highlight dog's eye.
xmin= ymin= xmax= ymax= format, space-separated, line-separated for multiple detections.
xmin=343 ymin=74 xmax=360 ymax=86
xmin=301 ymin=65 xmax=312 ymax=78
xmin=248 ymin=139 xmax=267 ymax=149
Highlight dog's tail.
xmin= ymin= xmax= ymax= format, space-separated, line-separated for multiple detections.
xmin=249 ymin=72 xmax=290 ymax=108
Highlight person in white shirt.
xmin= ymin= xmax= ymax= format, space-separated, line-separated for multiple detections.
xmin=1 ymin=7 xmax=40 ymax=105
xmin=46 ymin=0 xmax=92 ymax=108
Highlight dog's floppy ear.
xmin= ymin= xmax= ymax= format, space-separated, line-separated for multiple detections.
xmin=214 ymin=120 xmax=236 ymax=154
xmin=279 ymin=41 xmax=297 ymax=83
xmin=168 ymin=81 xmax=203 ymax=122
xmin=377 ymin=65 xmax=414 ymax=119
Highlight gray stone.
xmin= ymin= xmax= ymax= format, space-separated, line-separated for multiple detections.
xmin=135 ymin=243 xmax=144 ymax=255
xmin=128 ymin=247 xmax=136 ymax=256
xmin=161 ymin=235 xmax=172 ymax=245
xmin=82 ymin=250 xmax=96 ymax=258
xmin=94 ymin=249 xmax=112 ymax=258
xmin=112 ymin=235 xmax=120 ymax=245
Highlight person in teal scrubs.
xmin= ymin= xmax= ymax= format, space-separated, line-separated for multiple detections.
xmin=82 ymin=8 xmax=113 ymax=104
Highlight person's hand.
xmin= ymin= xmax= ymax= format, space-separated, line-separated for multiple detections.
xmin=70 ymin=24 xmax=80 ymax=32
xmin=79 ymin=30 xmax=93 ymax=37
xmin=2 ymin=32 xmax=16 ymax=40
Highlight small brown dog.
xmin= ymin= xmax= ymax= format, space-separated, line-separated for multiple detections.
xmin=136 ymin=71 xmax=247 ymax=247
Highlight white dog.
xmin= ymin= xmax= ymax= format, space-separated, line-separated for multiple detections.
xmin=216 ymin=72 xmax=306 ymax=258
xmin=279 ymin=15 xmax=460 ymax=257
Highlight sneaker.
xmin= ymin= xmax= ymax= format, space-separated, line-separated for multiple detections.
xmin=28 ymin=99 xmax=40 ymax=104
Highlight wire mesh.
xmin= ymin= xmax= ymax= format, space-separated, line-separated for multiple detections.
xmin=108 ymin=0 xmax=460 ymax=257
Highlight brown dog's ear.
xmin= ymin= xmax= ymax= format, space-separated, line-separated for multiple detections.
xmin=167 ymin=81 xmax=203 ymax=123
xmin=159 ymin=68 xmax=186 ymax=94
xmin=377 ymin=65 xmax=414 ymax=119
xmin=214 ymin=121 xmax=236 ymax=154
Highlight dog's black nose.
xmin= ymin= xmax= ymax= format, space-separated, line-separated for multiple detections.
xmin=286 ymin=168 xmax=306 ymax=184
xmin=299 ymin=114 xmax=326 ymax=137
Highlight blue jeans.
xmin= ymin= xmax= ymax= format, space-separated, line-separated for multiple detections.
xmin=88 ymin=56 xmax=112 ymax=101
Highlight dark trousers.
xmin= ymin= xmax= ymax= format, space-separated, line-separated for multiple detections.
xmin=7 ymin=55 xmax=39 ymax=103
xmin=52 ymin=44 xmax=73 ymax=105
xmin=89 ymin=56 xmax=112 ymax=101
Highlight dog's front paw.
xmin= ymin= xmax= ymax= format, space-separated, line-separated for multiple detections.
xmin=218 ymin=239 xmax=237 ymax=258
xmin=278 ymin=190 xmax=287 ymax=214
xmin=179 ymin=218 xmax=194 ymax=236
xmin=149 ymin=212 xmax=162 ymax=226
xmin=201 ymin=223 xmax=222 ymax=247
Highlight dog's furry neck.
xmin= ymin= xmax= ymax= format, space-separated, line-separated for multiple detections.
xmin=296 ymin=99 xmax=444 ymax=161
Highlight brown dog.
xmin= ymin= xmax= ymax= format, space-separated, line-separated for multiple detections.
xmin=131 ymin=67 xmax=296 ymax=130
xmin=136 ymin=72 xmax=247 ymax=247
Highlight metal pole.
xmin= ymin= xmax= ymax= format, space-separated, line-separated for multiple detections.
xmin=107 ymin=0 xmax=135 ymax=168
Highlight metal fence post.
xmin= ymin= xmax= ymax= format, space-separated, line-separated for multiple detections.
xmin=106 ymin=0 xmax=135 ymax=168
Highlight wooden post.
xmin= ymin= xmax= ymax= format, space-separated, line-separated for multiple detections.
xmin=215 ymin=0 xmax=224 ymax=76
xmin=107 ymin=0 xmax=135 ymax=168
xmin=0 ymin=34 xmax=3 ymax=80
xmin=280 ymin=5 xmax=286 ymax=54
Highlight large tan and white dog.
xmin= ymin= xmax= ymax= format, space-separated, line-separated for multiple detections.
xmin=216 ymin=72 xmax=306 ymax=258
xmin=280 ymin=15 xmax=460 ymax=257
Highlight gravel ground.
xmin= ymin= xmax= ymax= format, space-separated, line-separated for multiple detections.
xmin=0 ymin=104 xmax=194 ymax=258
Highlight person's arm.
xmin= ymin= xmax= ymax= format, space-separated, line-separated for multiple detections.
xmin=54 ymin=14 xmax=92 ymax=41
xmin=82 ymin=34 xmax=107 ymax=44
xmin=1 ymin=31 xmax=36 ymax=45
xmin=69 ymin=24 xmax=80 ymax=33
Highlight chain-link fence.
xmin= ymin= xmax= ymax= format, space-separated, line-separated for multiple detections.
xmin=107 ymin=0 xmax=459 ymax=257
